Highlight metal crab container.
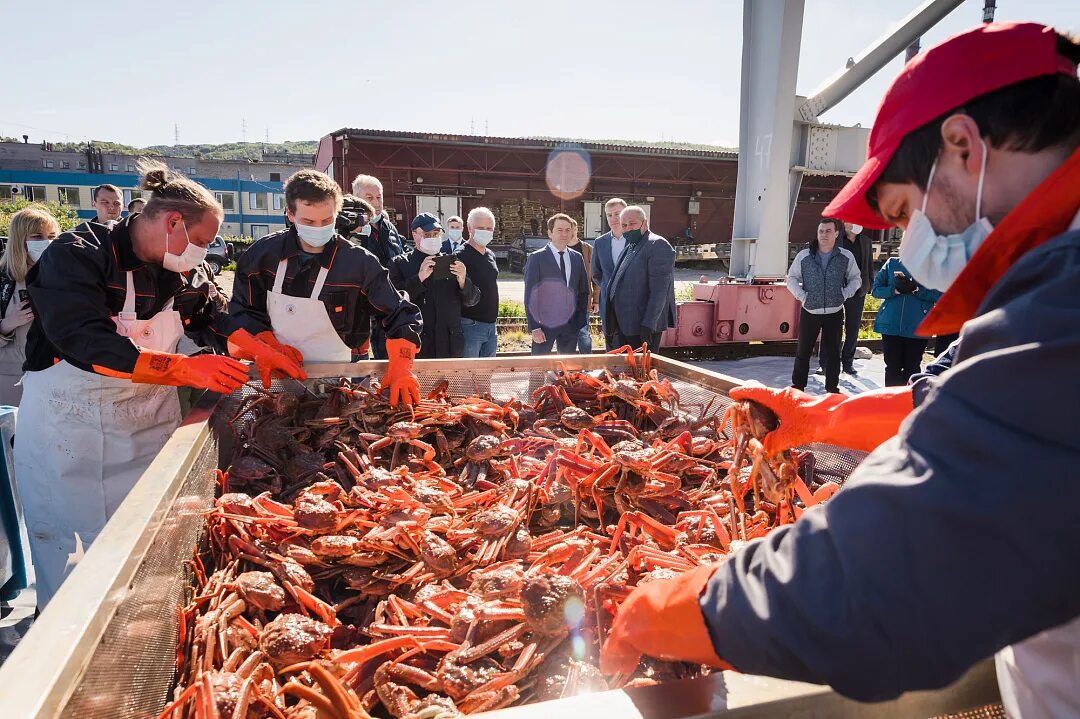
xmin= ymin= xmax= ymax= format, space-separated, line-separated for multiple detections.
xmin=0 ymin=356 xmax=1001 ymax=718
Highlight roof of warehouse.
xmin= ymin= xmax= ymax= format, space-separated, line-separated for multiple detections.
xmin=331 ymin=128 xmax=738 ymax=160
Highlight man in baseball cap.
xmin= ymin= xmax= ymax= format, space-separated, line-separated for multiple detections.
xmin=603 ymin=22 xmax=1080 ymax=714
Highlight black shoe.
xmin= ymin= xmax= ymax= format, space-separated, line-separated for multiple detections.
xmin=813 ymin=367 xmax=824 ymax=375
xmin=843 ymin=364 xmax=857 ymax=375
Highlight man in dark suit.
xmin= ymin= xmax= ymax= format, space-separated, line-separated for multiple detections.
xmin=604 ymin=205 xmax=676 ymax=350
xmin=590 ymin=197 xmax=628 ymax=348
xmin=524 ymin=213 xmax=589 ymax=354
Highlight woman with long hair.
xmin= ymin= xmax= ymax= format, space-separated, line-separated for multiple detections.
xmin=0 ymin=207 xmax=58 ymax=404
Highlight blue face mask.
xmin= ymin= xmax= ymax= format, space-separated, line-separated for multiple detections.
xmin=295 ymin=221 xmax=336 ymax=247
xmin=447 ymin=228 xmax=463 ymax=242
xmin=899 ymin=139 xmax=993 ymax=292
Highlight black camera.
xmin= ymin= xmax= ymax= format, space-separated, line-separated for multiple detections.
xmin=335 ymin=197 xmax=371 ymax=237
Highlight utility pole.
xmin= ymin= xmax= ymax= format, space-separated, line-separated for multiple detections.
xmin=174 ymin=123 xmax=179 ymax=143
xmin=241 ymin=117 xmax=247 ymax=143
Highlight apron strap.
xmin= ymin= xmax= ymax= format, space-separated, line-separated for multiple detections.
xmin=310 ymin=266 xmax=330 ymax=300
xmin=122 ymin=272 xmax=137 ymax=315
xmin=272 ymin=258 xmax=288 ymax=294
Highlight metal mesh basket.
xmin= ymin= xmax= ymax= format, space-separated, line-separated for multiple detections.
xmin=0 ymin=356 xmax=998 ymax=719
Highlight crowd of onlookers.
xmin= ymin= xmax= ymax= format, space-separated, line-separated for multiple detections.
xmin=786 ymin=217 xmax=952 ymax=391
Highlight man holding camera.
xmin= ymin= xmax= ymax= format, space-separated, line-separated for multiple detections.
xmin=388 ymin=213 xmax=479 ymax=358
xmin=230 ymin=170 xmax=424 ymax=404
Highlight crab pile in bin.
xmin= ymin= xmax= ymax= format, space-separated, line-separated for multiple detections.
xmin=166 ymin=347 xmax=842 ymax=719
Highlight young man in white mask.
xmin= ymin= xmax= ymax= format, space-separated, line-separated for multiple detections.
xmin=230 ymin=170 xmax=423 ymax=402
xmin=604 ymin=23 xmax=1080 ymax=718
xmin=389 ymin=213 xmax=479 ymax=358
xmin=457 ymin=207 xmax=499 ymax=357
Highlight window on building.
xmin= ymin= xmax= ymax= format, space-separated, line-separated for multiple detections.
xmin=25 ymin=186 xmax=47 ymax=202
xmin=127 ymin=164 xmax=136 ymax=172
xmin=61 ymin=160 xmax=70 ymax=169
xmin=187 ymin=167 xmax=196 ymax=176
xmin=273 ymin=193 xmax=285 ymax=211
xmin=77 ymin=160 xmax=86 ymax=169
xmin=249 ymin=193 xmax=268 ymax=210
xmin=0 ymin=185 xmax=13 ymax=200
xmin=110 ymin=163 xmax=119 ymax=171
xmin=124 ymin=189 xmax=146 ymax=204
xmin=270 ymin=172 xmax=281 ymax=182
xmin=43 ymin=159 xmax=54 ymax=168
xmin=250 ymin=224 xmax=270 ymax=239
xmin=58 ymin=187 xmax=81 ymax=206
xmin=214 ymin=192 xmax=237 ymax=212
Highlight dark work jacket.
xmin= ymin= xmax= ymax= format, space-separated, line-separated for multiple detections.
xmin=698 ymin=228 xmax=1080 ymax=701
xmin=24 ymin=216 xmax=235 ymax=374
xmin=388 ymin=251 xmax=479 ymax=358
xmin=358 ymin=215 xmax=405 ymax=268
xmin=230 ymin=227 xmax=422 ymax=352
xmin=842 ymin=231 xmax=875 ymax=293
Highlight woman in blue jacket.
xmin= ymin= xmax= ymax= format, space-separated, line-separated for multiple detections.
xmin=871 ymin=257 xmax=941 ymax=386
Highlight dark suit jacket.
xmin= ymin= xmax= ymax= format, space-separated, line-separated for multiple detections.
xmin=591 ymin=231 xmax=618 ymax=334
xmin=523 ymin=245 xmax=589 ymax=335
xmin=606 ymin=231 xmax=676 ymax=335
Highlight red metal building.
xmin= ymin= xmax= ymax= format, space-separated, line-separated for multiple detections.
xmin=314 ymin=128 xmax=847 ymax=251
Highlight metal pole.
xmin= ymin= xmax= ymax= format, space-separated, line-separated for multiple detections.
xmin=798 ymin=0 xmax=965 ymax=121
xmin=730 ymin=0 xmax=807 ymax=277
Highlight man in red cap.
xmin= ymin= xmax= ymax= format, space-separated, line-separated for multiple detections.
xmin=602 ymin=22 xmax=1080 ymax=716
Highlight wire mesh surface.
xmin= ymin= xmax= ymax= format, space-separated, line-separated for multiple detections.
xmin=932 ymin=704 xmax=1007 ymax=719
xmin=59 ymin=433 xmax=219 ymax=719
xmin=52 ymin=359 xmax=868 ymax=718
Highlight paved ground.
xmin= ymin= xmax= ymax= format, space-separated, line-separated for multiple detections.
xmin=695 ymin=349 xmax=885 ymax=395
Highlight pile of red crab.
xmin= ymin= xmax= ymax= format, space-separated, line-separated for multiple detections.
xmin=165 ymin=347 xmax=842 ymax=719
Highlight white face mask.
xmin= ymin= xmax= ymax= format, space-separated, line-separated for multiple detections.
xmin=899 ymin=139 xmax=993 ymax=292
xmin=295 ymin=221 xmax=336 ymax=247
xmin=163 ymin=220 xmax=208 ymax=273
xmin=368 ymin=211 xmax=382 ymax=225
xmin=358 ymin=224 xmax=372 ymax=237
xmin=471 ymin=229 xmax=494 ymax=246
xmin=27 ymin=239 xmax=51 ymax=262
xmin=418 ymin=236 xmax=444 ymax=255
xmin=447 ymin=228 xmax=463 ymax=242
xmin=849 ymin=224 xmax=863 ymax=235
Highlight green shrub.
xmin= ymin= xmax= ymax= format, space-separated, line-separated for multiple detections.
xmin=0 ymin=198 xmax=81 ymax=235
xmin=498 ymin=299 xmax=526 ymax=318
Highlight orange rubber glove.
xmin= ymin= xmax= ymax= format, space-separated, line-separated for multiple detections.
xmin=131 ymin=351 xmax=250 ymax=394
xmin=601 ymin=564 xmax=732 ymax=676
xmin=384 ymin=338 xmax=421 ymax=407
xmin=727 ymin=384 xmax=915 ymax=455
xmin=255 ymin=330 xmax=304 ymax=365
xmin=227 ymin=328 xmax=306 ymax=389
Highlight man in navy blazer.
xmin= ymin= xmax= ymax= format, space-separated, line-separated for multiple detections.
xmin=603 ymin=205 xmax=676 ymax=350
xmin=524 ymin=213 xmax=590 ymax=354
xmin=590 ymin=197 xmax=628 ymax=347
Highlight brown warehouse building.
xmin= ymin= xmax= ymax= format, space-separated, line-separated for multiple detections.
xmin=314 ymin=128 xmax=849 ymax=258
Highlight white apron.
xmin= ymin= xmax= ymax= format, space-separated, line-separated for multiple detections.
xmin=994 ymin=207 xmax=1080 ymax=718
xmin=13 ymin=271 xmax=183 ymax=609
xmin=265 ymin=258 xmax=352 ymax=362
xmin=996 ymin=615 xmax=1080 ymax=718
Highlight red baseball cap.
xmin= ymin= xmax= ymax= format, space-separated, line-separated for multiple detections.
xmin=824 ymin=22 xmax=1078 ymax=228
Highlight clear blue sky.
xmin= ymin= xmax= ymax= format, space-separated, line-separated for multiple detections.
xmin=2 ymin=0 xmax=1075 ymax=148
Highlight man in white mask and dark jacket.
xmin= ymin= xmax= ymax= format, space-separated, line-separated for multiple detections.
xmin=231 ymin=170 xmax=423 ymax=403
xmin=389 ymin=213 xmax=479 ymax=358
